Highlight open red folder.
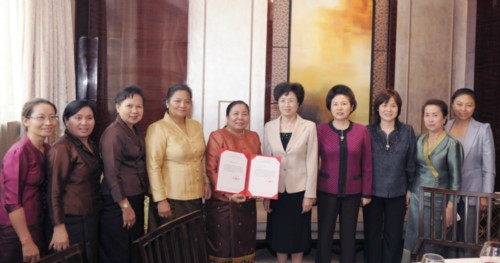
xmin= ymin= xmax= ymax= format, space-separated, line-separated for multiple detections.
xmin=215 ymin=148 xmax=281 ymax=199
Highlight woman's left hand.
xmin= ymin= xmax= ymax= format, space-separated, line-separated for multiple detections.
xmin=49 ymin=224 xmax=70 ymax=251
xmin=361 ymin=197 xmax=371 ymax=207
xmin=230 ymin=193 xmax=247 ymax=203
xmin=203 ymin=183 xmax=212 ymax=199
xmin=480 ymin=197 xmax=488 ymax=211
xmin=302 ymin=197 xmax=315 ymax=213
xmin=120 ymin=199 xmax=136 ymax=229
xmin=445 ymin=204 xmax=454 ymax=227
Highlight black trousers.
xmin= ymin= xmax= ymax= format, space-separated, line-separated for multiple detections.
xmin=316 ymin=192 xmax=360 ymax=263
xmin=362 ymin=195 xmax=406 ymax=263
xmin=99 ymin=194 xmax=144 ymax=263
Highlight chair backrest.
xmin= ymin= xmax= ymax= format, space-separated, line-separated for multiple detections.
xmin=37 ymin=244 xmax=84 ymax=263
xmin=411 ymin=187 xmax=500 ymax=261
xmin=133 ymin=210 xmax=208 ymax=263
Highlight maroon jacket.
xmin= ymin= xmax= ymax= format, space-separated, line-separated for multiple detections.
xmin=317 ymin=121 xmax=372 ymax=197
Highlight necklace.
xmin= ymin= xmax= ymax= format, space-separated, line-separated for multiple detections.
xmin=380 ymin=124 xmax=394 ymax=151
xmin=386 ymin=134 xmax=390 ymax=150
xmin=332 ymin=120 xmax=349 ymax=142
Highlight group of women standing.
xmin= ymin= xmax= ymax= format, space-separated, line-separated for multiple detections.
xmin=0 ymin=82 xmax=495 ymax=263
xmin=0 ymin=87 xmax=148 ymax=263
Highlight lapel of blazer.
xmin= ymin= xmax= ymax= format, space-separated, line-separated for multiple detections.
xmin=269 ymin=117 xmax=285 ymax=153
xmin=285 ymin=115 xmax=305 ymax=153
xmin=463 ymin=118 xmax=480 ymax=160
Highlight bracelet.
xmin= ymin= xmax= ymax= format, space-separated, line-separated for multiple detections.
xmin=20 ymin=234 xmax=32 ymax=245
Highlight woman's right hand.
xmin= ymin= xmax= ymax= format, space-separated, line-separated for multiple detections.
xmin=263 ymin=199 xmax=272 ymax=213
xmin=157 ymin=199 xmax=172 ymax=218
xmin=49 ymin=224 xmax=70 ymax=251
xmin=21 ymin=237 xmax=40 ymax=263
xmin=120 ymin=199 xmax=136 ymax=229
xmin=227 ymin=193 xmax=247 ymax=203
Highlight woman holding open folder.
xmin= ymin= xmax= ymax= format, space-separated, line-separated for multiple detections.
xmin=262 ymin=82 xmax=318 ymax=263
xmin=205 ymin=100 xmax=261 ymax=263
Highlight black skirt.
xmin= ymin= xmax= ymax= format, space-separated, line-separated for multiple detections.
xmin=266 ymin=191 xmax=311 ymax=253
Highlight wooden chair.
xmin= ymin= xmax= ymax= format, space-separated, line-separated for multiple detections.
xmin=133 ymin=210 xmax=208 ymax=263
xmin=37 ymin=244 xmax=84 ymax=263
xmin=411 ymin=187 xmax=500 ymax=261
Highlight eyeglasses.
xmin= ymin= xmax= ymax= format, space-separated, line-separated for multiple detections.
xmin=29 ymin=115 xmax=59 ymax=122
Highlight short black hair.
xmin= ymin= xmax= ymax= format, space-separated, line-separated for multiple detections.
xmin=115 ymin=85 xmax=145 ymax=105
xmin=422 ymin=99 xmax=448 ymax=125
xmin=163 ymin=84 xmax=193 ymax=112
xmin=372 ymin=89 xmax=402 ymax=125
xmin=226 ymin=100 xmax=249 ymax=116
xmin=451 ymin=88 xmax=475 ymax=104
xmin=62 ymin=100 xmax=96 ymax=125
xmin=273 ymin=82 xmax=305 ymax=106
xmin=325 ymin=84 xmax=357 ymax=112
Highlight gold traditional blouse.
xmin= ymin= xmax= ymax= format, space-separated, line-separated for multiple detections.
xmin=146 ymin=113 xmax=208 ymax=201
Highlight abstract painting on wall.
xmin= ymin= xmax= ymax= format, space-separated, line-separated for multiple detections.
xmin=289 ymin=0 xmax=373 ymax=124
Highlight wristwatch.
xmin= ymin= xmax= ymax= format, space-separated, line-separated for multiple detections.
xmin=120 ymin=203 xmax=129 ymax=209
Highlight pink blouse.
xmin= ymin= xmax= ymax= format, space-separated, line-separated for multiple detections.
xmin=0 ymin=136 xmax=49 ymax=226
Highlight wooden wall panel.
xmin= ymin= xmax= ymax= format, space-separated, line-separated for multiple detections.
xmin=83 ymin=0 xmax=188 ymax=140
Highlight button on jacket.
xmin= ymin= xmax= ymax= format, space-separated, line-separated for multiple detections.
xmin=263 ymin=115 xmax=318 ymax=198
xmin=47 ymin=130 xmax=103 ymax=225
xmin=445 ymin=118 xmax=496 ymax=205
xmin=100 ymin=117 xmax=148 ymax=202
xmin=146 ymin=113 xmax=208 ymax=202
xmin=367 ymin=123 xmax=416 ymax=198
xmin=317 ymin=122 xmax=373 ymax=197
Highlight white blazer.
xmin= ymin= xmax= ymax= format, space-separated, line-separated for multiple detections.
xmin=263 ymin=115 xmax=318 ymax=198
xmin=445 ymin=118 xmax=496 ymax=204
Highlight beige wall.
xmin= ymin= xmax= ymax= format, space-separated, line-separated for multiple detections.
xmin=395 ymin=0 xmax=477 ymax=133
xmin=187 ymin=0 xmax=268 ymax=140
